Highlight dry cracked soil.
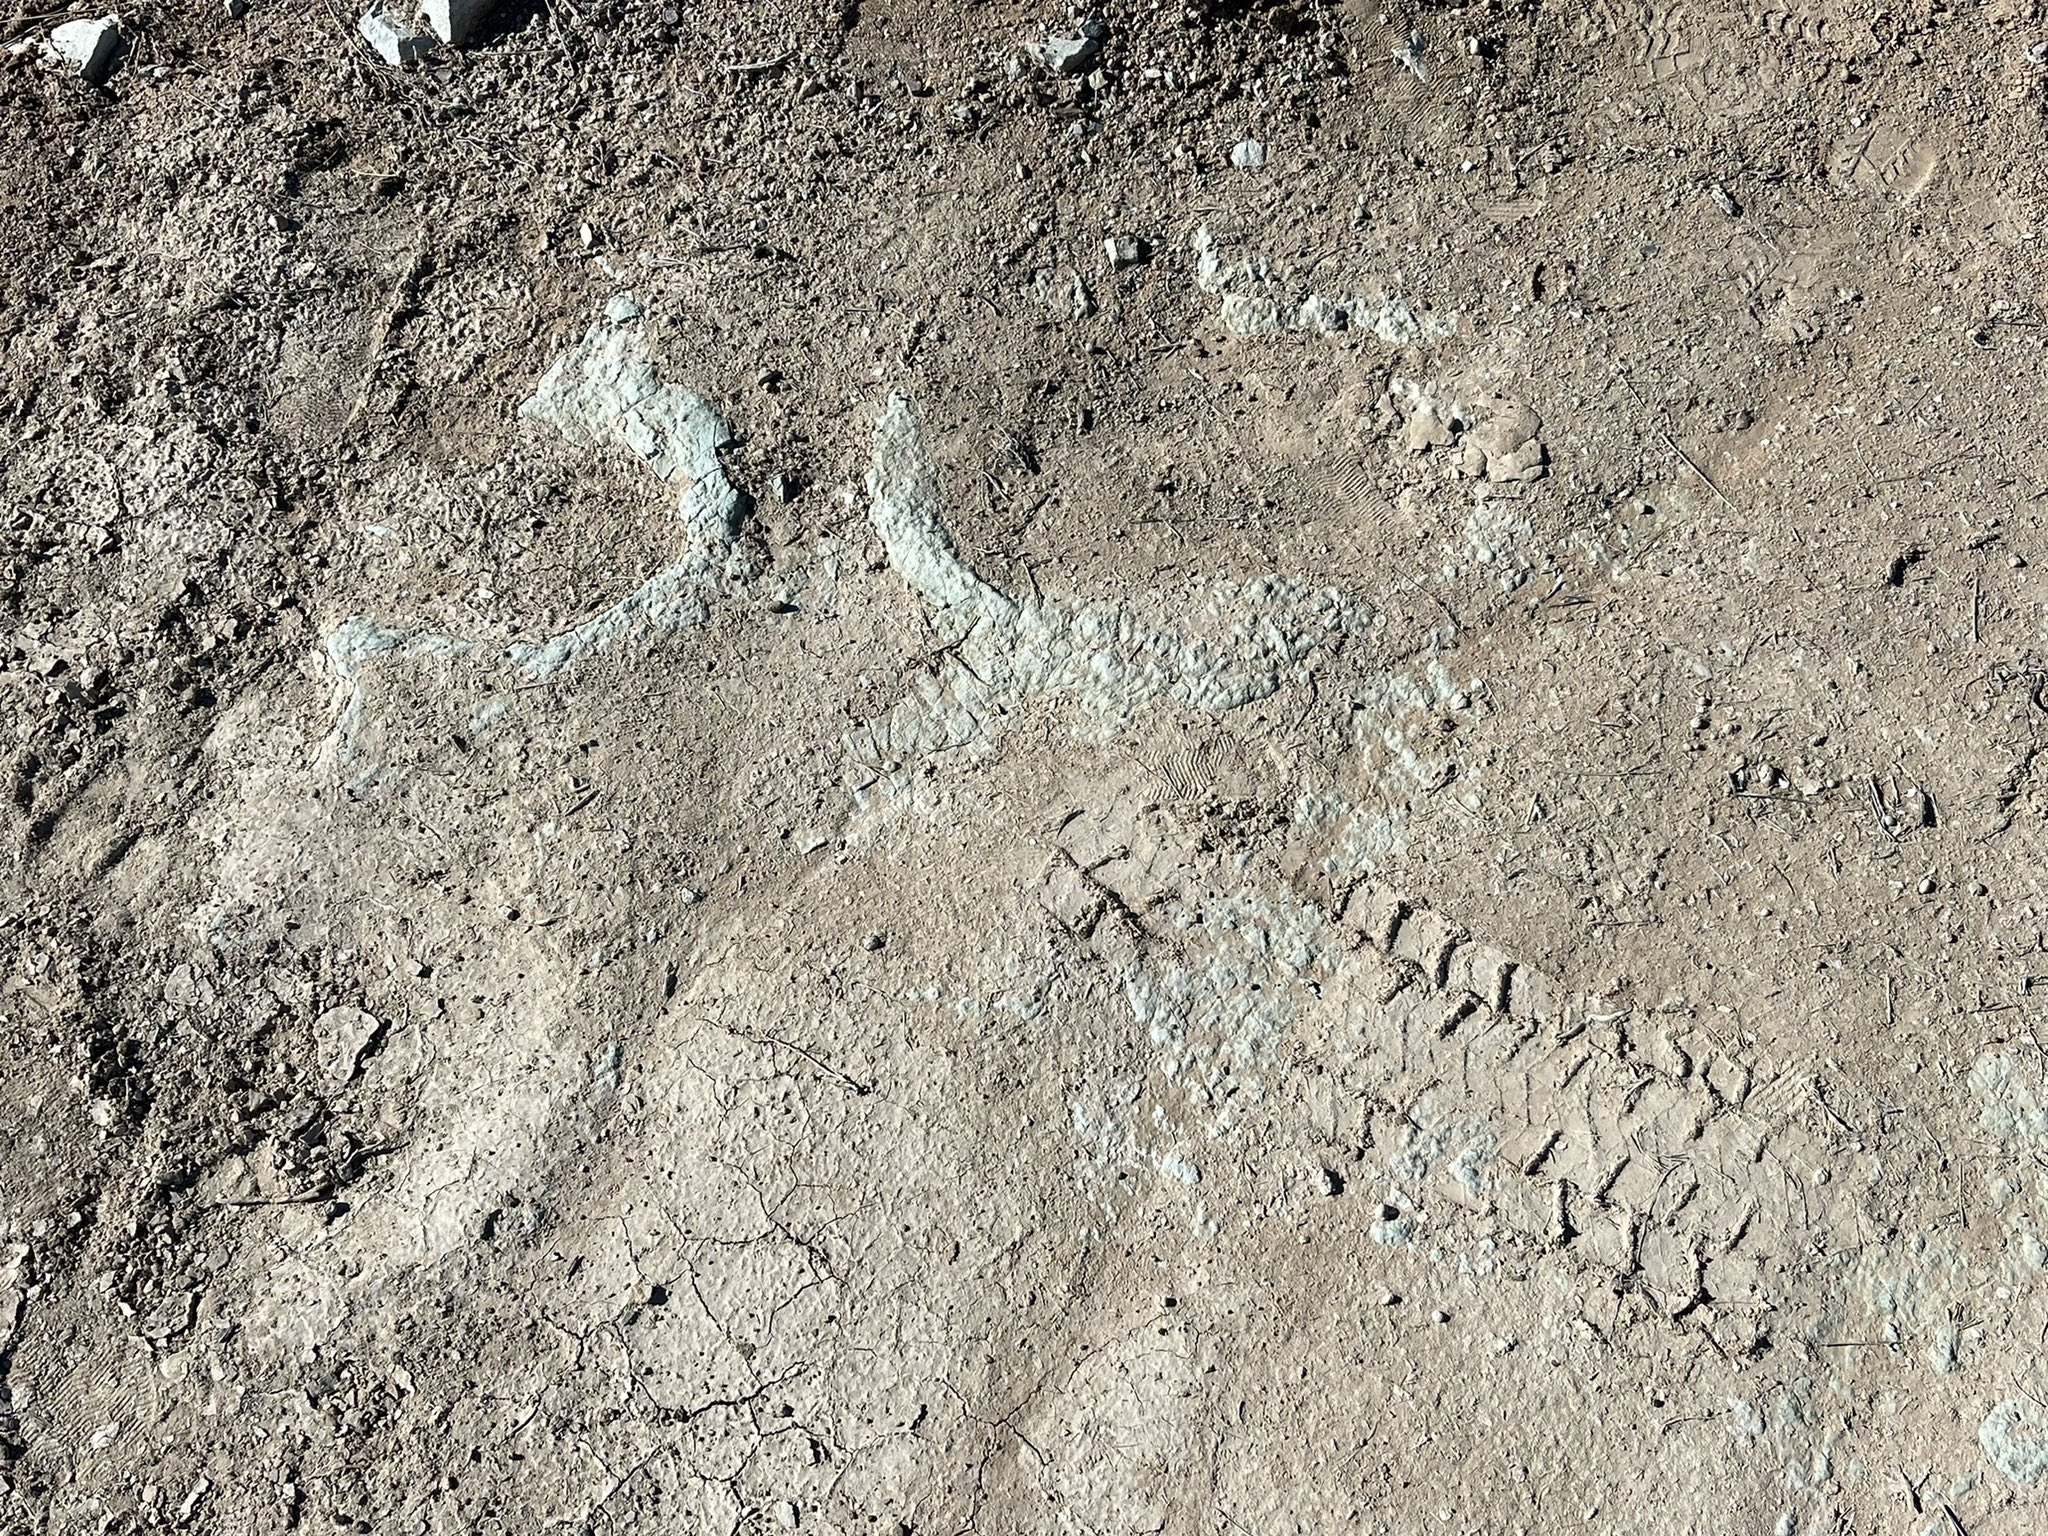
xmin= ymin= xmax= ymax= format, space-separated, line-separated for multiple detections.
xmin=8 ymin=0 xmax=2048 ymax=1532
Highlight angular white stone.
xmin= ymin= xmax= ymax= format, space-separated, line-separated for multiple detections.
xmin=359 ymin=8 xmax=432 ymax=66
xmin=47 ymin=16 xmax=118 ymax=82
xmin=419 ymin=0 xmax=495 ymax=45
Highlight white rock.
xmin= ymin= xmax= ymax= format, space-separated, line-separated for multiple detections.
xmin=1218 ymin=293 xmax=1282 ymax=337
xmin=176 ymin=1478 xmax=211 ymax=1524
xmin=1029 ymin=34 xmax=1098 ymax=74
xmin=46 ymin=16 xmax=119 ymax=82
xmin=419 ymin=0 xmax=495 ymax=45
xmin=1983 ymin=1397 xmax=2048 ymax=1486
xmin=1027 ymin=19 xmax=1103 ymax=76
xmin=1297 ymin=293 xmax=1346 ymax=333
xmin=315 ymin=1006 xmax=383 ymax=1094
xmin=1103 ymin=236 xmax=1144 ymax=270
xmin=359 ymin=8 xmax=432 ymax=65
xmin=1230 ymin=138 xmax=1266 ymax=170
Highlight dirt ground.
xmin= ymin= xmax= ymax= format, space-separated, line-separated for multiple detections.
xmin=8 ymin=0 xmax=2048 ymax=1530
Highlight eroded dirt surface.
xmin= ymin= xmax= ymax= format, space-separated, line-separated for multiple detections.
xmin=8 ymin=0 xmax=2048 ymax=1531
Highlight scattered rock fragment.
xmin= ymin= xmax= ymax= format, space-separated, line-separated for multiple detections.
xmin=1230 ymin=138 xmax=1267 ymax=170
xmin=1104 ymin=236 xmax=1146 ymax=271
xmin=142 ymin=1289 xmax=197 ymax=1342
xmin=359 ymin=7 xmax=434 ymax=65
xmin=0 ymin=1243 xmax=25 ymax=1346
xmin=1027 ymin=19 xmax=1104 ymax=76
xmin=46 ymin=16 xmax=119 ymax=82
xmin=1192 ymin=226 xmax=1450 ymax=343
xmin=176 ymin=1478 xmax=212 ymax=1525
xmin=1459 ymin=399 xmax=1546 ymax=483
xmin=1383 ymin=378 xmax=1546 ymax=484
xmin=315 ymin=1006 xmax=383 ymax=1095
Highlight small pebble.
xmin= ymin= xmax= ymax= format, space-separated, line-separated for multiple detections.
xmin=1431 ymin=1309 xmax=1451 ymax=1324
xmin=863 ymin=932 xmax=886 ymax=951
xmin=1104 ymin=236 xmax=1146 ymax=270
xmin=1027 ymin=23 xmax=1103 ymax=77
xmin=1230 ymin=138 xmax=1266 ymax=170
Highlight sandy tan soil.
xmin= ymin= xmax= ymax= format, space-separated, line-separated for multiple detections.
xmin=8 ymin=0 xmax=2048 ymax=1531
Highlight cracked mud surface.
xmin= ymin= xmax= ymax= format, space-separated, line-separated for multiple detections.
xmin=9 ymin=1 xmax=2048 ymax=1531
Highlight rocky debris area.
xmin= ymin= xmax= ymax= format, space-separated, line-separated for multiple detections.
xmin=357 ymin=0 xmax=500 ymax=65
xmin=7 ymin=1 xmax=2048 ymax=1532
xmin=1384 ymin=377 xmax=1546 ymax=486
